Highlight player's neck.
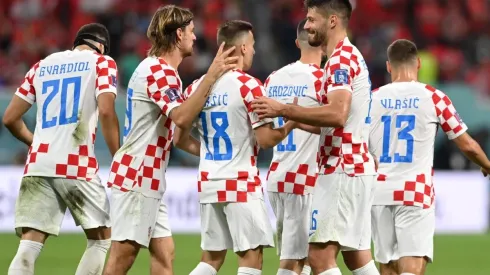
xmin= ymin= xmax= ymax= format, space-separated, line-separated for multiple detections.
xmin=299 ymin=51 xmax=322 ymax=67
xmin=391 ymin=68 xmax=418 ymax=83
xmin=74 ymin=45 xmax=97 ymax=53
xmin=236 ymin=55 xmax=244 ymax=71
xmin=160 ymin=50 xmax=183 ymax=71
xmin=325 ymin=31 xmax=347 ymax=58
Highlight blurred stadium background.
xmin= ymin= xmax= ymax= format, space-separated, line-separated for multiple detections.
xmin=0 ymin=0 xmax=489 ymax=274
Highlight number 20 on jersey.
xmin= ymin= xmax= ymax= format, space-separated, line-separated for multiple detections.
xmin=41 ymin=76 xmax=81 ymax=129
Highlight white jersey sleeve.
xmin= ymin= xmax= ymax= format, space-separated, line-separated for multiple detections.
xmin=95 ymin=55 xmax=118 ymax=97
xmin=16 ymin=50 xmax=119 ymax=180
xmin=146 ymin=65 xmax=184 ymax=117
xmin=370 ymin=82 xmax=467 ymax=209
xmin=245 ymin=78 xmax=272 ymax=129
xmin=264 ymin=61 xmax=323 ymax=195
xmin=15 ymin=62 xmax=40 ymax=104
xmin=428 ymin=85 xmax=467 ymax=140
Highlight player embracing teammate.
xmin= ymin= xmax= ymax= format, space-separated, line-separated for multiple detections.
xmin=175 ymin=19 xmax=300 ymax=275
xmin=103 ymin=5 xmax=238 ymax=275
xmin=253 ymin=0 xmax=379 ymax=274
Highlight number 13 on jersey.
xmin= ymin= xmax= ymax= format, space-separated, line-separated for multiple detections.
xmin=380 ymin=114 xmax=415 ymax=163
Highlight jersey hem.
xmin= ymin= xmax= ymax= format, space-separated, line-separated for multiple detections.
xmin=14 ymin=92 xmax=34 ymax=105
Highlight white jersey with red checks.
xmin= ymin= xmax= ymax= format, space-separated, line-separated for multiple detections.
xmin=15 ymin=49 xmax=118 ymax=180
xmin=185 ymin=70 xmax=273 ymax=203
xmin=107 ymin=57 xmax=183 ymax=199
xmin=319 ymin=37 xmax=376 ymax=176
xmin=369 ymin=82 xmax=467 ymax=208
xmin=264 ymin=61 xmax=323 ymax=195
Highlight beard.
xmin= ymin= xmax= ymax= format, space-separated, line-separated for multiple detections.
xmin=307 ymin=30 xmax=326 ymax=47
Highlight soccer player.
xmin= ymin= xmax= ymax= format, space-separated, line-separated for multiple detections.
xmin=3 ymin=23 xmax=119 ymax=275
xmin=252 ymin=1 xmax=380 ymax=274
xmin=264 ymin=18 xmax=323 ymax=275
xmin=369 ymin=39 xmax=490 ymax=275
xmin=103 ymin=5 xmax=238 ymax=275
xmin=174 ymin=20 xmax=297 ymax=275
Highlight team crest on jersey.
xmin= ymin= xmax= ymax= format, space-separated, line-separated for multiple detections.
xmin=110 ymin=75 xmax=117 ymax=87
xmin=165 ymin=88 xmax=180 ymax=102
xmin=454 ymin=111 xmax=464 ymax=124
xmin=333 ymin=69 xmax=349 ymax=85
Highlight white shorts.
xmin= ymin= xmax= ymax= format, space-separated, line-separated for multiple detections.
xmin=15 ymin=176 xmax=110 ymax=237
xmin=268 ymin=192 xmax=312 ymax=260
xmin=111 ymin=189 xmax=172 ymax=248
xmin=309 ymin=173 xmax=376 ymax=251
xmin=371 ymin=205 xmax=435 ymax=264
xmin=200 ymin=198 xmax=275 ymax=253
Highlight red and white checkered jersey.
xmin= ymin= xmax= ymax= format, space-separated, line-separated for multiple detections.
xmin=184 ymin=70 xmax=273 ymax=203
xmin=369 ymin=82 xmax=468 ymax=208
xmin=15 ymin=49 xmax=118 ymax=180
xmin=319 ymin=37 xmax=376 ymax=176
xmin=107 ymin=57 xmax=183 ymax=199
xmin=264 ymin=61 xmax=323 ymax=195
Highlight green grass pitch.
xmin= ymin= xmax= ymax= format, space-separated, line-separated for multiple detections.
xmin=0 ymin=234 xmax=489 ymax=274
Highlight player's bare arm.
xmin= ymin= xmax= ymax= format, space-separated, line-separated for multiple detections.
xmin=295 ymin=123 xmax=321 ymax=135
xmin=253 ymin=97 xmax=298 ymax=149
xmin=173 ymin=126 xmax=200 ymax=157
xmin=2 ymin=95 xmax=34 ymax=146
xmin=452 ymin=132 xmax=490 ymax=176
xmin=252 ymin=89 xmax=352 ymax=127
xmin=254 ymin=121 xmax=296 ymax=149
xmin=97 ymin=92 xmax=120 ymax=156
xmin=169 ymin=42 xmax=238 ymax=128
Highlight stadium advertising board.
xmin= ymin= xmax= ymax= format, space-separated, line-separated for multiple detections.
xmin=0 ymin=167 xmax=487 ymax=234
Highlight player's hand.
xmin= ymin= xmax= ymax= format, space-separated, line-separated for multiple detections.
xmin=283 ymin=97 xmax=298 ymax=126
xmin=206 ymin=42 xmax=238 ymax=82
xmin=481 ymin=167 xmax=490 ymax=177
xmin=251 ymin=97 xmax=287 ymax=120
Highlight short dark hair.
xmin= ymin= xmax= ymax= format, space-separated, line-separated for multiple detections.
xmin=387 ymin=39 xmax=418 ymax=66
xmin=297 ymin=18 xmax=309 ymax=41
xmin=217 ymin=20 xmax=253 ymax=49
xmin=304 ymin=0 xmax=352 ymax=26
xmin=75 ymin=23 xmax=110 ymax=48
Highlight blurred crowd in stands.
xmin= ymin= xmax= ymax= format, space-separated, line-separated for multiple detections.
xmin=0 ymin=0 xmax=489 ymax=169
xmin=0 ymin=0 xmax=489 ymax=95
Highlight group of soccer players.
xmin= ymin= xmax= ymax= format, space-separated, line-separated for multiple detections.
xmin=3 ymin=0 xmax=490 ymax=275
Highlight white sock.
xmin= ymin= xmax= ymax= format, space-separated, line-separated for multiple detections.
xmin=238 ymin=267 xmax=262 ymax=275
xmin=277 ymin=268 xmax=297 ymax=275
xmin=301 ymin=265 xmax=312 ymax=275
xmin=74 ymin=239 xmax=111 ymax=275
xmin=319 ymin=267 xmax=342 ymax=275
xmin=352 ymin=260 xmax=379 ymax=275
xmin=400 ymin=273 xmax=416 ymax=275
xmin=8 ymin=240 xmax=43 ymax=275
xmin=190 ymin=262 xmax=218 ymax=275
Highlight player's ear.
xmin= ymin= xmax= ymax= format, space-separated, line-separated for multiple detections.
xmin=329 ymin=14 xmax=337 ymax=29
xmin=295 ymin=39 xmax=300 ymax=49
xmin=386 ymin=61 xmax=391 ymax=74
xmin=417 ymin=57 xmax=421 ymax=70
xmin=176 ymin=28 xmax=183 ymax=41
xmin=241 ymin=43 xmax=246 ymax=56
